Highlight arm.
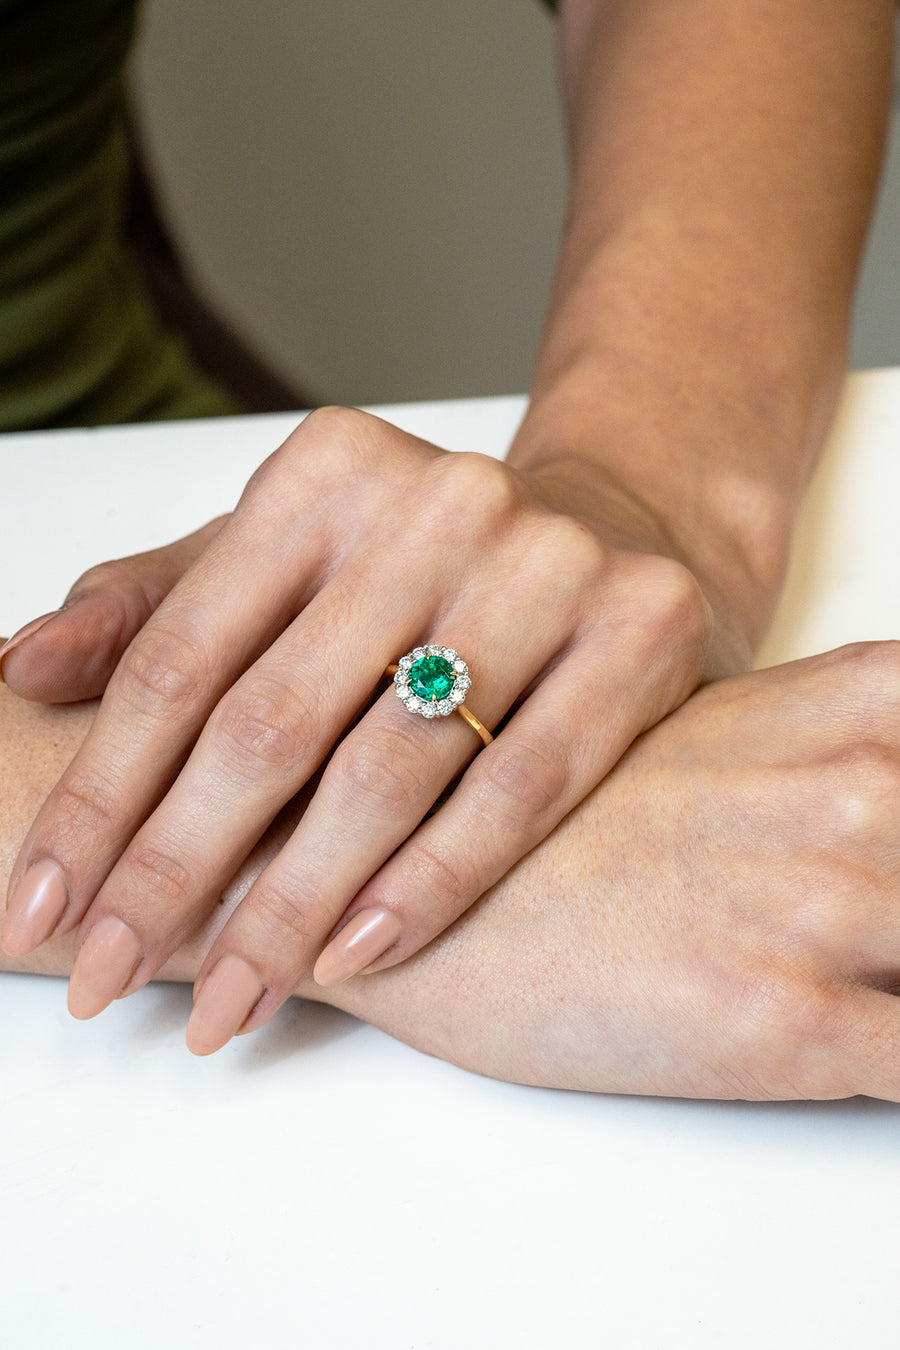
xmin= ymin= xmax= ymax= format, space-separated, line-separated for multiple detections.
xmin=5 ymin=644 xmax=900 ymax=1102
xmin=510 ymin=0 xmax=894 ymax=663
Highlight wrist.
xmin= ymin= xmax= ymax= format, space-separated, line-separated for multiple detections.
xmin=507 ymin=367 xmax=807 ymax=664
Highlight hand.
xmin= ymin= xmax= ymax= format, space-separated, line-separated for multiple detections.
xmin=322 ymin=642 xmax=900 ymax=1101
xmin=2 ymin=407 xmax=718 ymax=1054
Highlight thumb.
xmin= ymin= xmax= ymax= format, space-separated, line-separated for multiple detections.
xmin=0 ymin=515 xmax=228 ymax=703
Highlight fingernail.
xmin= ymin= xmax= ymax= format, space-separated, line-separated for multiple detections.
xmin=67 ymin=916 xmax=143 ymax=1020
xmin=0 ymin=612 xmax=61 ymax=682
xmin=313 ymin=908 xmax=403 ymax=987
xmin=2 ymin=859 xmax=69 ymax=956
xmin=186 ymin=955 xmax=265 ymax=1056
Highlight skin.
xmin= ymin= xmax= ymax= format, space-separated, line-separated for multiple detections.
xmin=1 ymin=0 xmax=894 ymax=1044
xmin=5 ymin=642 xmax=900 ymax=1102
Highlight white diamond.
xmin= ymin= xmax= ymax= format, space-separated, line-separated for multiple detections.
xmin=398 ymin=655 xmax=412 ymax=670
xmin=455 ymin=675 xmax=471 ymax=693
xmin=397 ymin=686 xmax=414 ymax=702
xmin=412 ymin=647 xmax=426 ymax=660
xmin=453 ymin=659 xmax=467 ymax=673
xmin=440 ymin=647 xmax=456 ymax=661
xmin=421 ymin=703 xmax=438 ymax=718
xmin=450 ymin=687 xmax=465 ymax=705
xmin=436 ymin=699 xmax=454 ymax=715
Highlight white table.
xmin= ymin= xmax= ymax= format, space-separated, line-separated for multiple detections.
xmin=2 ymin=378 xmax=900 ymax=1349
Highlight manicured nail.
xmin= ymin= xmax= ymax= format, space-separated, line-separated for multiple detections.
xmin=0 ymin=612 xmax=60 ymax=682
xmin=67 ymin=916 xmax=143 ymax=1020
xmin=313 ymin=908 xmax=403 ymax=987
xmin=2 ymin=859 xmax=69 ymax=956
xmin=186 ymin=955 xmax=265 ymax=1056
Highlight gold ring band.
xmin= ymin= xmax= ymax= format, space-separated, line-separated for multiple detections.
xmin=386 ymin=648 xmax=493 ymax=748
xmin=452 ymin=701 xmax=493 ymax=748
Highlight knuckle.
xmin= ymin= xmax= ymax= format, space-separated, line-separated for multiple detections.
xmin=431 ymin=450 xmax=520 ymax=523
xmin=825 ymin=742 xmax=900 ymax=837
xmin=250 ymin=878 xmax=323 ymax=951
xmin=115 ymin=625 xmax=208 ymax=716
xmin=522 ymin=514 xmax=612 ymax=596
xmin=213 ymin=674 xmax=318 ymax=772
xmin=301 ymin=404 xmax=371 ymax=441
xmin=52 ymin=771 xmax=121 ymax=841
xmin=242 ymin=407 xmax=388 ymax=520
xmin=834 ymin=639 xmax=900 ymax=677
xmin=407 ymin=839 xmax=475 ymax=910
xmin=68 ymin=558 xmax=127 ymax=594
xmin=542 ymin=511 xmax=605 ymax=563
xmin=828 ymin=640 xmax=900 ymax=702
xmin=333 ymin=722 xmax=436 ymax=814
xmin=480 ymin=736 xmax=570 ymax=824
xmin=126 ymin=841 xmax=192 ymax=904
xmin=612 ymin=557 xmax=711 ymax=700
xmin=744 ymin=977 xmax=847 ymax=1047
xmin=287 ymin=406 xmax=377 ymax=477
xmin=638 ymin=557 xmax=709 ymax=647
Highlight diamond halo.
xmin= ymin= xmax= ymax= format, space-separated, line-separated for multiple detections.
xmin=393 ymin=645 xmax=471 ymax=719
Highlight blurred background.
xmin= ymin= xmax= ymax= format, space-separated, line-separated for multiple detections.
xmin=131 ymin=0 xmax=900 ymax=411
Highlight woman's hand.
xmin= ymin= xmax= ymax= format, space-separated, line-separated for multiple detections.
xmin=1 ymin=407 xmax=723 ymax=1053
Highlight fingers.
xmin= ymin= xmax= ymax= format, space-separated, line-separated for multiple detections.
xmin=4 ymin=410 xmax=447 ymax=953
xmin=63 ymin=590 xmax=557 ymax=1037
xmin=311 ymin=563 xmax=709 ymax=986
xmin=181 ymin=631 xmax=554 ymax=1053
xmin=4 ymin=519 xmax=343 ymax=959
xmin=0 ymin=516 xmax=228 ymax=702
xmin=58 ymin=589 xmax=453 ymax=1020
xmin=174 ymin=559 xmax=706 ymax=1054
xmin=17 ymin=508 xmax=711 ymax=1052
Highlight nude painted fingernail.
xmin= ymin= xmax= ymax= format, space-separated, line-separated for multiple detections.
xmin=313 ymin=908 xmax=403 ymax=987
xmin=2 ymin=859 xmax=69 ymax=956
xmin=67 ymin=916 xmax=143 ymax=1020
xmin=186 ymin=955 xmax=265 ymax=1056
xmin=0 ymin=612 xmax=60 ymax=682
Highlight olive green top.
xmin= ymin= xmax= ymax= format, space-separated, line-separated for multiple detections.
xmin=0 ymin=0 xmax=236 ymax=430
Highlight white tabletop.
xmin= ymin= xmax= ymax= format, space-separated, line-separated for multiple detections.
xmin=2 ymin=378 xmax=900 ymax=1349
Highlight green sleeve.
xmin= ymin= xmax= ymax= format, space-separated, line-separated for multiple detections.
xmin=0 ymin=0 xmax=236 ymax=431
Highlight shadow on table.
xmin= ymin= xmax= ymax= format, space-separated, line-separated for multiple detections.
xmin=130 ymin=979 xmax=361 ymax=1068
xmin=244 ymin=998 xmax=361 ymax=1072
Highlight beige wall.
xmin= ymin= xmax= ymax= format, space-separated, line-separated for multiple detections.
xmin=132 ymin=0 xmax=566 ymax=407
xmin=132 ymin=2 xmax=900 ymax=408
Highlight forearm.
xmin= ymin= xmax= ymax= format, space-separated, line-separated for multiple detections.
xmin=509 ymin=0 xmax=894 ymax=649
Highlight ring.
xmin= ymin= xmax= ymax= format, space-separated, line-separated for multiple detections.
xmin=386 ymin=646 xmax=493 ymax=748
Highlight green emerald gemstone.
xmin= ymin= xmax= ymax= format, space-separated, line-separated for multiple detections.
xmin=408 ymin=654 xmax=455 ymax=702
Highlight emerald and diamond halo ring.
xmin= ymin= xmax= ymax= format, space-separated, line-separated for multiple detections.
xmin=388 ymin=646 xmax=493 ymax=747
xmin=394 ymin=646 xmax=469 ymax=718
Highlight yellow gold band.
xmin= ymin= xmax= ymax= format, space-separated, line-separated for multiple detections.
xmin=453 ymin=702 xmax=494 ymax=748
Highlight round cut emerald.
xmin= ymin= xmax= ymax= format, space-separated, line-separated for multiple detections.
xmin=408 ymin=654 xmax=455 ymax=702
